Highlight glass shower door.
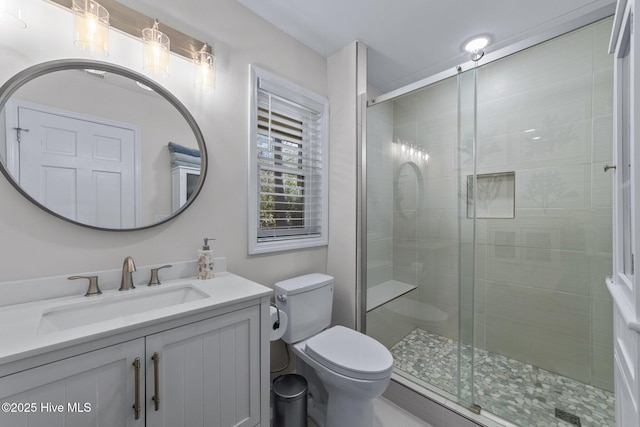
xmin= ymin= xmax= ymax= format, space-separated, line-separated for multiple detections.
xmin=457 ymin=67 xmax=478 ymax=410
xmin=365 ymin=70 xmax=478 ymax=407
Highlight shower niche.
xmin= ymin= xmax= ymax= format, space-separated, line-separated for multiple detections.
xmin=466 ymin=172 xmax=515 ymax=219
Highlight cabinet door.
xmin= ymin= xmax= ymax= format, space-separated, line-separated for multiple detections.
xmin=171 ymin=166 xmax=201 ymax=212
xmin=0 ymin=339 xmax=145 ymax=427
xmin=145 ymin=306 xmax=260 ymax=427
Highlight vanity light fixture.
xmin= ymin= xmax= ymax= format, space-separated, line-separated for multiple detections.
xmin=72 ymin=0 xmax=109 ymax=56
xmin=194 ymin=43 xmax=216 ymax=91
xmin=52 ymin=0 xmax=217 ymax=93
xmin=0 ymin=0 xmax=26 ymax=28
xmin=394 ymin=138 xmax=429 ymax=163
xmin=142 ymin=19 xmax=170 ymax=77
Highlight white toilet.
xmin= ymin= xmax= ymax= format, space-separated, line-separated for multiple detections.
xmin=275 ymin=273 xmax=393 ymax=427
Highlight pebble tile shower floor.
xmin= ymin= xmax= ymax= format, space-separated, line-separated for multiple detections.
xmin=391 ymin=329 xmax=615 ymax=426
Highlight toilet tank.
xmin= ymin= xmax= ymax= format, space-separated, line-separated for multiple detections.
xmin=275 ymin=273 xmax=334 ymax=344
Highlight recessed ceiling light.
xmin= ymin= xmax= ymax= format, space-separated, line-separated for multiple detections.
xmin=464 ymin=37 xmax=489 ymax=53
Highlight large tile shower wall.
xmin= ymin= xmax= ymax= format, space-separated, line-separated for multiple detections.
xmin=473 ymin=18 xmax=613 ymax=391
xmin=367 ymin=16 xmax=614 ymax=398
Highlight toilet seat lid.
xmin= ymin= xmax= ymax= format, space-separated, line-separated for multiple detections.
xmin=305 ymin=326 xmax=393 ymax=380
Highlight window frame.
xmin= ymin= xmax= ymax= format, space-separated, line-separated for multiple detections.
xmin=248 ymin=65 xmax=329 ymax=254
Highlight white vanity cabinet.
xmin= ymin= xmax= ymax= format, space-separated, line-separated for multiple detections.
xmin=0 ymin=304 xmax=265 ymax=427
xmin=145 ymin=305 xmax=261 ymax=427
xmin=0 ymin=339 xmax=145 ymax=427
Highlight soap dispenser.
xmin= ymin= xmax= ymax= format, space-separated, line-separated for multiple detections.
xmin=198 ymin=237 xmax=215 ymax=280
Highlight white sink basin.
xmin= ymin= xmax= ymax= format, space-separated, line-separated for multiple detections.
xmin=37 ymin=285 xmax=208 ymax=335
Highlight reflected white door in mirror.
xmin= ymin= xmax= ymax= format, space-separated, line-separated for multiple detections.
xmin=6 ymin=100 xmax=140 ymax=229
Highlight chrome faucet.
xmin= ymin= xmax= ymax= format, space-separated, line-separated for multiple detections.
xmin=119 ymin=256 xmax=137 ymax=291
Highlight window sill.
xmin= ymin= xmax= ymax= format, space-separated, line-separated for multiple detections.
xmin=248 ymin=236 xmax=328 ymax=255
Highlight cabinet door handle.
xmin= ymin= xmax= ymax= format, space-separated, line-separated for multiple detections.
xmin=132 ymin=357 xmax=141 ymax=420
xmin=151 ymin=352 xmax=160 ymax=411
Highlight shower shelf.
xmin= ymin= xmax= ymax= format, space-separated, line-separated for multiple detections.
xmin=367 ymin=280 xmax=417 ymax=312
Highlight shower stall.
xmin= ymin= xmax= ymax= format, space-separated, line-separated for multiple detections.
xmin=364 ymin=18 xmax=615 ymax=426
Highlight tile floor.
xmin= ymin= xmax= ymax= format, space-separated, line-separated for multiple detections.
xmin=373 ymin=398 xmax=435 ymax=427
xmin=306 ymin=397 xmax=433 ymax=427
xmin=391 ymin=328 xmax=615 ymax=427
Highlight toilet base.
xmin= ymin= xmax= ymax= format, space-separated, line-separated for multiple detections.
xmin=296 ymin=355 xmax=327 ymax=426
xmin=305 ymin=378 xmax=378 ymax=427
xmin=293 ymin=342 xmax=389 ymax=427
xmin=325 ymin=392 xmax=375 ymax=427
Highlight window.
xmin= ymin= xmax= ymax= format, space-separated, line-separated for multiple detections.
xmin=248 ymin=65 xmax=329 ymax=254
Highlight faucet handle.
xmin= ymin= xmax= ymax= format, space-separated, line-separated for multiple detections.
xmin=68 ymin=275 xmax=102 ymax=297
xmin=148 ymin=265 xmax=172 ymax=286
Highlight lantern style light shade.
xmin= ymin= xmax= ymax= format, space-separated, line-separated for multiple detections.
xmin=194 ymin=44 xmax=215 ymax=91
xmin=0 ymin=0 xmax=26 ymax=28
xmin=142 ymin=20 xmax=170 ymax=77
xmin=72 ymin=0 xmax=109 ymax=55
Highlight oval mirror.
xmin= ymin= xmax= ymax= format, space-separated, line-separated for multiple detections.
xmin=394 ymin=161 xmax=423 ymax=216
xmin=0 ymin=60 xmax=207 ymax=231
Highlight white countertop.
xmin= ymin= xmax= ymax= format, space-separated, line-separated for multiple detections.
xmin=0 ymin=271 xmax=272 ymax=366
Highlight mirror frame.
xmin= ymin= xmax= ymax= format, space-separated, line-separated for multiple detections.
xmin=393 ymin=161 xmax=424 ymax=217
xmin=0 ymin=59 xmax=208 ymax=231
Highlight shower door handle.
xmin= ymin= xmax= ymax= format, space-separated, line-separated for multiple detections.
xmin=604 ymin=164 xmax=616 ymax=172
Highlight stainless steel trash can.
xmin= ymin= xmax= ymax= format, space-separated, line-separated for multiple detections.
xmin=272 ymin=374 xmax=307 ymax=427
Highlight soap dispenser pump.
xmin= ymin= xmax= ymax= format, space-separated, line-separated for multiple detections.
xmin=198 ymin=237 xmax=215 ymax=280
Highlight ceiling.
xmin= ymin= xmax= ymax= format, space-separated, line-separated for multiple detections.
xmin=237 ymin=0 xmax=616 ymax=93
xmin=119 ymin=0 xmax=617 ymax=94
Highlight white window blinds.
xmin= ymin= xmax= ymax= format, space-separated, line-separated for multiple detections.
xmin=248 ymin=66 xmax=329 ymax=254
